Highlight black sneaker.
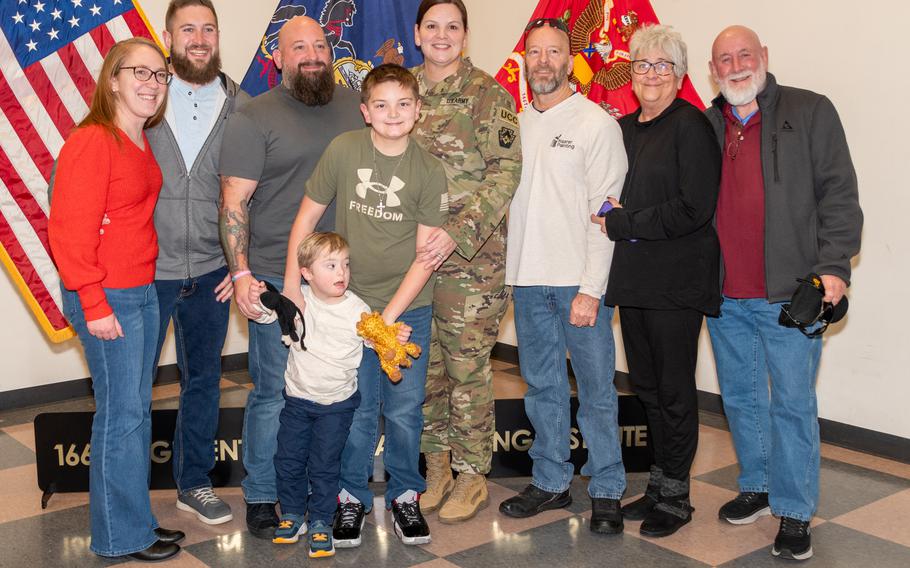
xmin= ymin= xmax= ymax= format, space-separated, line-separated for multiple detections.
xmin=245 ymin=502 xmax=278 ymax=540
xmin=333 ymin=501 xmax=366 ymax=548
xmin=719 ymin=492 xmax=771 ymax=525
xmin=499 ymin=484 xmax=572 ymax=518
xmin=391 ymin=497 xmax=431 ymax=545
xmin=590 ymin=498 xmax=623 ymax=534
xmin=772 ymin=517 xmax=812 ymax=560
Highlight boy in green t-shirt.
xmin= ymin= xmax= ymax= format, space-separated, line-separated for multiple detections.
xmin=281 ymin=63 xmax=448 ymax=548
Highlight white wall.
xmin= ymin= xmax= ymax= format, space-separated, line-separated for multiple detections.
xmin=3 ymin=1 xmax=907 ymax=441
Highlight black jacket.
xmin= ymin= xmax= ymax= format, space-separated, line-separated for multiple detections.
xmin=705 ymin=73 xmax=862 ymax=302
xmin=604 ymin=98 xmax=721 ymax=315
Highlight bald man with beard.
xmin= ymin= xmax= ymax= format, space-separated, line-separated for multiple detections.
xmin=218 ymin=16 xmax=364 ymax=539
xmin=705 ymin=25 xmax=862 ymax=561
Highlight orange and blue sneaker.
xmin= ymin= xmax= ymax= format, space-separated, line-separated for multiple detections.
xmin=272 ymin=514 xmax=306 ymax=544
xmin=308 ymin=520 xmax=335 ymax=558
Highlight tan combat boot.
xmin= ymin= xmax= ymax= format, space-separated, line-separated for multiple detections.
xmin=438 ymin=472 xmax=488 ymax=524
xmin=421 ymin=451 xmax=455 ymax=513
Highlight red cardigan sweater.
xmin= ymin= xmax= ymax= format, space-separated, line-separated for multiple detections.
xmin=49 ymin=125 xmax=162 ymax=321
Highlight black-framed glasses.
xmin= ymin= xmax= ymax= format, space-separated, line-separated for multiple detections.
xmin=119 ymin=66 xmax=172 ymax=85
xmin=630 ymin=59 xmax=675 ymax=76
xmin=524 ymin=17 xmax=569 ymax=35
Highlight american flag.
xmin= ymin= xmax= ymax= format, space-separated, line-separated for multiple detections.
xmin=0 ymin=0 xmax=157 ymax=342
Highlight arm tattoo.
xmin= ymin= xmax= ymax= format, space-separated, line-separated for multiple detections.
xmin=219 ymin=176 xmax=251 ymax=273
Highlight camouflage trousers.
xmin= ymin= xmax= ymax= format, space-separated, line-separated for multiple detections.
xmin=421 ymin=270 xmax=510 ymax=474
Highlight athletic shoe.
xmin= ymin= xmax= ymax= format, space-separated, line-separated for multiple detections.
xmin=272 ymin=514 xmax=307 ymax=544
xmin=498 ymin=484 xmax=572 ymax=518
xmin=590 ymin=498 xmax=623 ymax=534
xmin=308 ymin=520 xmax=335 ymax=558
xmin=391 ymin=494 xmax=431 ymax=545
xmin=333 ymin=501 xmax=366 ymax=548
xmin=718 ymin=492 xmax=771 ymax=525
xmin=246 ymin=502 xmax=279 ymax=540
xmin=772 ymin=517 xmax=813 ymax=560
xmin=176 ymin=487 xmax=233 ymax=525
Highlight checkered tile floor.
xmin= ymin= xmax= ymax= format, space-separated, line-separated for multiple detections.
xmin=1 ymin=358 xmax=908 ymax=567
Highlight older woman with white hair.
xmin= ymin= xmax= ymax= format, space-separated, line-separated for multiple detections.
xmin=593 ymin=24 xmax=721 ymax=538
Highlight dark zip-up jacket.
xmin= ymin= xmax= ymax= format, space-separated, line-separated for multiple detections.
xmin=146 ymin=73 xmax=249 ymax=279
xmin=705 ymin=73 xmax=862 ymax=302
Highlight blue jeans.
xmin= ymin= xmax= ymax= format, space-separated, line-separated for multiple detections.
xmin=154 ymin=266 xmax=230 ymax=492
xmin=276 ymin=391 xmax=360 ymax=524
xmin=63 ymin=284 xmax=160 ymax=557
xmin=242 ymin=274 xmax=287 ymax=503
xmin=512 ymin=286 xmax=625 ymax=499
xmin=707 ymin=297 xmax=823 ymax=521
xmin=339 ymin=305 xmax=432 ymax=509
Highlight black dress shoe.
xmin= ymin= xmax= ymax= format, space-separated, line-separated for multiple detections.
xmin=622 ymin=492 xmax=658 ymax=521
xmin=246 ymin=502 xmax=279 ymax=539
xmin=590 ymin=498 xmax=623 ymax=534
xmin=499 ymin=484 xmax=571 ymax=518
xmin=639 ymin=503 xmax=693 ymax=538
xmin=154 ymin=527 xmax=185 ymax=544
xmin=126 ymin=540 xmax=181 ymax=562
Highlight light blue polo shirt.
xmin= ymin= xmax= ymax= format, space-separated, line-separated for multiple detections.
xmin=165 ymin=75 xmax=225 ymax=169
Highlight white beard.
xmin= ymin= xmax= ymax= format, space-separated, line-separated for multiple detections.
xmin=718 ymin=63 xmax=767 ymax=106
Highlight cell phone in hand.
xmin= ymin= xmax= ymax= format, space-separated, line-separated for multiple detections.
xmin=596 ymin=201 xmax=614 ymax=217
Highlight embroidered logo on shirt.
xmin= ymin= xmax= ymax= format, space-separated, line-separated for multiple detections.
xmin=782 ymin=120 xmax=793 ymax=131
xmin=550 ymin=135 xmax=576 ymax=150
xmin=496 ymin=107 xmax=519 ymax=127
xmin=498 ymin=126 xmax=516 ymax=149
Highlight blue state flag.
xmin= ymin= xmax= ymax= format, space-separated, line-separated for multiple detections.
xmin=241 ymin=0 xmax=424 ymax=96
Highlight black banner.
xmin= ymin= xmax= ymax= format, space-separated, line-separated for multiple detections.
xmin=34 ymin=395 xmax=650 ymax=494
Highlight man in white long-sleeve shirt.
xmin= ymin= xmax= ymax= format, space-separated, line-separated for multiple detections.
xmin=498 ymin=19 xmax=628 ymax=536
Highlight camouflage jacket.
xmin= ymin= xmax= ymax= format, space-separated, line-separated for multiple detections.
xmin=411 ymin=58 xmax=522 ymax=270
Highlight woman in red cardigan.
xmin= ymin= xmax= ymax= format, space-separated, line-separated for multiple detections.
xmin=48 ymin=37 xmax=182 ymax=563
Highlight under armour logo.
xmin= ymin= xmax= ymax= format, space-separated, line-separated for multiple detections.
xmin=355 ymin=169 xmax=404 ymax=207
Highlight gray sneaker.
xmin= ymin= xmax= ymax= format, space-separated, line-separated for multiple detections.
xmin=177 ymin=487 xmax=233 ymax=525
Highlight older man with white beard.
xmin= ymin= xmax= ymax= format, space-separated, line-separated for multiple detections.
xmin=704 ymin=25 xmax=862 ymax=561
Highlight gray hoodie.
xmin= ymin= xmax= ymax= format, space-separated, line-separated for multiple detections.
xmin=146 ymin=73 xmax=249 ymax=280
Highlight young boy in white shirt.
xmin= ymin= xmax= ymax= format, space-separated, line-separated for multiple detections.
xmin=253 ymin=232 xmax=369 ymax=557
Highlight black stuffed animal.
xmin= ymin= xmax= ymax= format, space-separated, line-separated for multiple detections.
xmin=259 ymin=281 xmax=306 ymax=350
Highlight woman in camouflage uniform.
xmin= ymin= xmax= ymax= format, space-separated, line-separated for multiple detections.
xmin=410 ymin=0 xmax=522 ymax=524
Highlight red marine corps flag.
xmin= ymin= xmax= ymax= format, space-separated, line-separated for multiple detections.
xmin=495 ymin=0 xmax=703 ymax=117
xmin=0 ymin=0 xmax=159 ymax=342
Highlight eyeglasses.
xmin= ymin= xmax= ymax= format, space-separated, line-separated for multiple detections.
xmin=119 ymin=66 xmax=172 ymax=85
xmin=524 ymin=17 xmax=569 ymax=35
xmin=630 ymin=59 xmax=675 ymax=76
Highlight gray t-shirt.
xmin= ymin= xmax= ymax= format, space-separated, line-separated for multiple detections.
xmin=219 ymin=84 xmax=363 ymax=277
xmin=307 ymin=128 xmax=448 ymax=311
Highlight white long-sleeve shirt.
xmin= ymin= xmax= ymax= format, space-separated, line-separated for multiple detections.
xmin=506 ymin=94 xmax=627 ymax=297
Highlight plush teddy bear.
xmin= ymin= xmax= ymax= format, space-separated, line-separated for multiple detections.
xmin=356 ymin=311 xmax=421 ymax=383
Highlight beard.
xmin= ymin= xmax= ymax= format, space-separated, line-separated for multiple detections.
xmin=287 ymin=62 xmax=335 ymax=106
xmin=526 ymin=60 xmax=570 ymax=96
xmin=717 ymin=60 xmax=767 ymax=106
xmin=170 ymin=46 xmax=221 ymax=85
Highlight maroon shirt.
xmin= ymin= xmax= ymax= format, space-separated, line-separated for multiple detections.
xmin=716 ymin=105 xmax=766 ymax=298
